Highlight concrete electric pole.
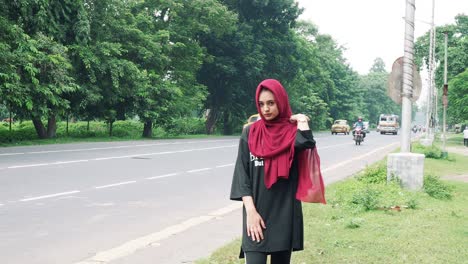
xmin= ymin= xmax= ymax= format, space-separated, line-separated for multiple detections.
xmin=387 ymin=0 xmax=425 ymax=190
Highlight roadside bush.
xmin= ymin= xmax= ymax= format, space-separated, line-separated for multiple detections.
xmin=167 ymin=117 xmax=205 ymax=135
xmin=351 ymin=187 xmax=381 ymax=211
xmin=356 ymin=162 xmax=387 ymax=184
xmin=56 ymin=121 xmax=107 ymax=138
xmin=112 ymin=120 xmax=143 ymax=137
xmin=0 ymin=121 xmax=38 ymax=142
xmin=423 ymin=174 xmax=454 ymax=200
xmin=413 ymin=143 xmax=445 ymax=159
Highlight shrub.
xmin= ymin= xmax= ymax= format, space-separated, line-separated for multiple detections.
xmin=423 ymin=174 xmax=453 ymax=200
xmin=112 ymin=120 xmax=142 ymax=137
xmin=0 ymin=121 xmax=38 ymax=142
xmin=356 ymin=163 xmax=387 ymax=184
xmin=351 ymin=187 xmax=381 ymax=211
xmin=413 ymin=143 xmax=446 ymax=159
xmin=167 ymin=117 xmax=205 ymax=135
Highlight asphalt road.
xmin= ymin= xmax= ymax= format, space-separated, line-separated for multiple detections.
xmin=0 ymin=131 xmax=402 ymax=264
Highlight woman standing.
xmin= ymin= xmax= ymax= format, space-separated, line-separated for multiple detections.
xmin=230 ymin=79 xmax=325 ymax=264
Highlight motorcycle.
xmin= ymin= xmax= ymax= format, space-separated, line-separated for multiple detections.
xmin=353 ymin=127 xmax=364 ymax=145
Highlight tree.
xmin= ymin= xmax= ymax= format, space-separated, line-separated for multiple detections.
xmin=369 ymin=57 xmax=386 ymax=73
xmin=414 ymin=14 xmax=467 ymax=125
xmin=199 ymin=0 xmax=304 ymax=134
xmin=447 ymin=68 xmax=468 ymax=124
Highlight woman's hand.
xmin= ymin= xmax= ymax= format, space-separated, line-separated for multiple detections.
xmin=246 ymin=208 xmax=266 ymax=242
xmin=290 ymin=114 xmax=310 ymax=130
xmin=290 ymin=114 xmax=310 ymax=123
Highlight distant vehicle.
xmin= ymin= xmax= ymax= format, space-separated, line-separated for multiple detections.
xmin=353 ymin=126 xmax=364 ymax=145
xmin=331 ymin=119 xmax=350 ymax=135
xmin=363 ymin=121 xmax=370 ymax=133
xmin=243 ymin=114 xmax=260 ymax=130
xmin=377 ymin=114 xmax=399 ymax=135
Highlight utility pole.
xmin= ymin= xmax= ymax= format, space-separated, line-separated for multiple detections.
xmin=441 ymin=32 xmax=448 ymax=157
xmin=400 ymin=0 xmax=416 ymax=153
xmin=421 ymin=0 xmax=436 ymax=146
xmin=387 ymin=0 xmax=424 ymax=190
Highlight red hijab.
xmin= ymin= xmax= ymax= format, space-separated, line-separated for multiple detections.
xmin=248 ymin=79 xmax=326 ymax=204
xmin=248 ymin=79 xmax=297 ymax=188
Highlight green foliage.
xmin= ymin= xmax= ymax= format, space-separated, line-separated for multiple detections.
xmin=412 ymin=143 xmax=447 ymax=159
xmin=359 ymin=70 xmax=400 ymax=125
xmin=351 ymin=187 xmax=381 ymax=211
xmin=423 ymin=174 xmax=454 ymax=200
xmin=414 ymin=14 xmax=467 ymax=125
xmin=447 ymin=68 xmax=468 ymax=124
xmin=0 ymin=120 xmax=147 ymax=143
xmin=355 ymin=163 xmax=387 ymax=184
xmin=345 ymin=218 xmax=364 ymax=229
xmin=1 ymin=1 xmax=462 ymax=138
xmin=166 ymin=117 xmax=206 ymax=135
xmin=407 ymin=198 xmax=418 ymax=209
xmin=0 ymin=121 xmax=38 ymax=141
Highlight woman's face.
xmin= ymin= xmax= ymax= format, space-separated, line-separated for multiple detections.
xmin=258 ymin=89 xmax=279 ymax=121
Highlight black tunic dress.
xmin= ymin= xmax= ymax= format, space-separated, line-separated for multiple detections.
xmin=230 ymin=126 xmax=316 ymax=257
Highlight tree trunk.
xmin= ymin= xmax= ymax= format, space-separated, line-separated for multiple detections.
xmin=66 ymin=113 xmax=69 ymax=136
xmin=32 ymin=117 xmax=47 ymax=139
xmin=9 ymin=110 xmax=12 ymax=132
xmin=87 ymin=120 xmax=90 ymax=131
xmin=108 ymin=120 xmax=114 ymax=137
xmin=205 ymin=108 xmax=219 ymax=135
xmin=223 ymin=111 xmax=233 ymax=135
xmin=8 ymin=109 xmax=12 ymax=142
xmin=142 ymin=120 xmax=153 ymax=138
xmin=47 ymin=115 xmax=57 ymax=138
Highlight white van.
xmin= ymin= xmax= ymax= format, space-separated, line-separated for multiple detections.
xmin=377 ymin=114 xmax=399 ymax=135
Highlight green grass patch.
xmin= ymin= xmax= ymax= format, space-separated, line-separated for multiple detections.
xmin=0 ymin=119 xmax=226 ymax=147
xmin=197 ymin=153 xmax=468 ymax=264
xmin=446 ymin=133 xmax=464 ymax=147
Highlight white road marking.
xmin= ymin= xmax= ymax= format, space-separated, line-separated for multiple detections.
xmin=0 ymin=152 xmax=25 ymax=156
xmin=8 ymin=163 xmax=50 ymax=169
xmin=216 ymin=163 xmax=234 ymax=168
xmin=20 ymin=190 xmax=81 ymax=202
xmin=9 ymin=162 xmax=232 ymax=205
xmin=7 ymin=160 xmax=89 ymax=169
xmin=187 ymin=168 xmax=211 ymax=173
xmin=0 ymin=139 xmax=237 ymax=157
xmin=2 ymin=145 xmax=237 ymax=170
xmin=146 ymin=173 xmax=179 ymax=180
xmin=54 ymin=160 xmax=89 ymax=165
xmin=94 ymin=181 xmax=137 ymax=189
xmin=74 ymin=202 xmax=242 ymax=264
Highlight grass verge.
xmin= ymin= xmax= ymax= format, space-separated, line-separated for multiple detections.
xmin=197 ymin=151 xmax=468 ymax=264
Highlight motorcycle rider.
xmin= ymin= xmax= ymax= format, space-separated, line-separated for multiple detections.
xmin=353 ymin=117 xmax=366 ymax=140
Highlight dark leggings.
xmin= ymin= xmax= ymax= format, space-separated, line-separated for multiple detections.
xmin=245 ymin=250 xmax=292 ymax=264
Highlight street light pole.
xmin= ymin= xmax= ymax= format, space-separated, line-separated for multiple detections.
xmin=421 ymin=0 xmax=436 ymax=146
xmin=442 ymin=32 xmax=448 ymax=157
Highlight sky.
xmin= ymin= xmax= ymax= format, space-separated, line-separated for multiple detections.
xmin=296 ymin=0 xmax=468 ymax=75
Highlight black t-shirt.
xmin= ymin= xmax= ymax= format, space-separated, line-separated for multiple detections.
xmin=230 ymin=126 xmax=316 ymax=256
